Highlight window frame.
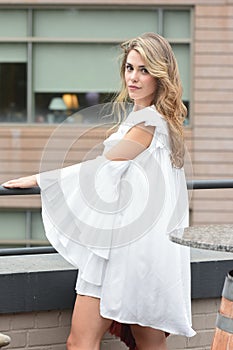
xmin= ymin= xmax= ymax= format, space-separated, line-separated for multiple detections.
xmin=0 ymin=5 xmax=193 ymax=127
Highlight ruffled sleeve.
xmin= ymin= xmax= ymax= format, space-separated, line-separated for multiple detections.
xmin=37 ymin=105 xmax=188 ymax=273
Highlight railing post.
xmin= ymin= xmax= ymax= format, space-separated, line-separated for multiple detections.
xmin=0 ymin=333 xmax=11 ymax=348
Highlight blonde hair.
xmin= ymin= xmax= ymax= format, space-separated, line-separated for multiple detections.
xmin=108 ymin=32 xmax=186 ymax=168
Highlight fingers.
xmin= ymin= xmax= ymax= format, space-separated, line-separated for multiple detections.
xmin=1 ymin=175 xmax=37 ymax=189
xmin=1 ymin=179 xmax=22 ymax=188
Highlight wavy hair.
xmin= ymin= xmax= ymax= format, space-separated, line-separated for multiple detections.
xmin=108 ymin=32 xmax=186 ymax=168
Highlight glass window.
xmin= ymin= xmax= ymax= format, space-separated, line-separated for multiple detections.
xmin=0 ymin=210 xmax=50 ymax=248
xmin=163 ymin=10 xmax=190 ymax=39
xmin=0 ymin=63 xmax=27 ymax=122
xmin=0 ymin=44 xmax=27 ymax=62
xmin=171 ymin=44 xmax=190 ymax=101
xmin=35 ymin=92 xmax=114 ymax=124
xmin=33 ymin=9 xmax=158 ymax=39
xmin=31 ymin=211 xmax=47 ymax=242
xmin=33 ymin=43 xmax=120 ymax=93
xmin=0 ymin=7 xmax=192 ymax=124
xmin=0 ymin=10 xmax=27 ymax=37
xmin=0 ymin=211 xmax=26 ymax=247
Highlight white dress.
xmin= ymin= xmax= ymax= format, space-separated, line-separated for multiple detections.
xmin=36 ymin=105 xmax=196 ymax=339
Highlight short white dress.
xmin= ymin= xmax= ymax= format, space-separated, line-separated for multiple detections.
xmin=36 ymin=105 xmax=196 ymax=344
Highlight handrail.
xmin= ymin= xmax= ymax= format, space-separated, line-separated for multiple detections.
xmin=0 ymin=179 xmax=232 ymax=256
xmin=0 ymin=246 xmax=56 ymax=256
xmin=0 ymin=186 xmax=40 ymax=195
xmin=0 ymin=179 xmax=233 ymax=194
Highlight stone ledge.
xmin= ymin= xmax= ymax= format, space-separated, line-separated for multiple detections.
xmin=0 ymin=252 xmax=233 ymax=314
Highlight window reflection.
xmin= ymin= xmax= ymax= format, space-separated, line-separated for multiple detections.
xmin=0 ymin=63 xmax=27 ymax=122
xmin=34 ymin=92 xmax=115 ymax=124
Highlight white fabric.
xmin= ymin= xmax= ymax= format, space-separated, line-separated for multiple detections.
xmin=37 ymin=105 xmax=196 ymax=337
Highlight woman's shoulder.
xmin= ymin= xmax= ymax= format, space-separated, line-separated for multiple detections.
xmin=123 ymin=105 xmax=168 ymax=136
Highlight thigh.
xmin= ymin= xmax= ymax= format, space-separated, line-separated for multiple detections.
xmin=69 ymin=294 xmax=113 ymax=343
xmin=130 ymin=324 xmax=167 ymax=350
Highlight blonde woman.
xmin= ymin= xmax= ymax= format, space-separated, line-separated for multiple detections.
xmin=2 ymin=33 xmax=196 ymax=350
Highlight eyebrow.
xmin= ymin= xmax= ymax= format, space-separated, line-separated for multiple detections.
xmin=126 ymin=62 xmax=146 ymax=68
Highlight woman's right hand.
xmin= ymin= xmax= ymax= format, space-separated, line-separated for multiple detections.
xmin=1 ymin=175 xmax=38 ymax=189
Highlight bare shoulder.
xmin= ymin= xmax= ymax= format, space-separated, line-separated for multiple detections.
xmin=124 ymin=122 xmax=156 ymax=148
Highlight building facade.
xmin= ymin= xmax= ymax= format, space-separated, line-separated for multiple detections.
xmin=0 ymin=0 xmax=232 ymax=246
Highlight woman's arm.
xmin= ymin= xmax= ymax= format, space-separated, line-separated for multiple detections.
xmin=2 ymin=123 xmax=155 ymax=188
xmin=104 ymin=122 xmax=155 ymax=161
xmin=1 ymin=174 xmax=38 ymax=189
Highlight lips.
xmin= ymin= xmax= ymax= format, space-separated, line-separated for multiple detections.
xmin=128 ymin=85 xmax=140 ymax=90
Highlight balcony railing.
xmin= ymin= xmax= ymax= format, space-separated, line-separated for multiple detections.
xmin=0 ymin=179 xmax=233 ymax=256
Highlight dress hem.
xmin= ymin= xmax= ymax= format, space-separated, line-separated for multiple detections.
xmin=101 ymin=313 xmax=196 ymax=338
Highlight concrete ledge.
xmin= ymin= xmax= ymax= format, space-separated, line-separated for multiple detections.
xmin=0 ymin=254 xmax=77 ymax=314
xmin=0 ymin=252 xmax=233 ymax=314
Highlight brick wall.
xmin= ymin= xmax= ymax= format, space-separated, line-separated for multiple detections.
xmin=0 ymin=298 xmax=220 ymax=350
xmin=192 ymin=4 xmax=233 ymax=225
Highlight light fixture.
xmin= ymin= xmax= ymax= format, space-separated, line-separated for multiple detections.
xmin=63 ymin=94 xmax=79 ymax=110
xmin=49 ymin=97 xmax=67 ymax=111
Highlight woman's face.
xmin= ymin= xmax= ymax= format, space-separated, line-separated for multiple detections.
xmin=124 ymin=49 xmax=157 ymax=108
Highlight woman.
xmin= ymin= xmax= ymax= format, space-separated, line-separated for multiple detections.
xmin=2 ymin=33 xmax=196 ymax=350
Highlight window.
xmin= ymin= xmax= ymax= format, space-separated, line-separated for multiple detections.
xmin=0 ymin=63 xmax=27 ymax=122
xmin=0 ymin=210 xmax=48 ymax=248
xmin=0 ymin=7 xmax=192 ymax=125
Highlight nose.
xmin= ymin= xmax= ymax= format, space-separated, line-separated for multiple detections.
xmin=130 ymin=69 xmax=139 ymax=82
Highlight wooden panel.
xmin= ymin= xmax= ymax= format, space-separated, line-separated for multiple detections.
xmin=194 ymin=116 xmax=233 ymax=127
xmin=193 ymin=190 xmax=233 ymax=200
xmin=194 ymin=139 xmax=233 ymax=151
xmin=192 ymin=211 xmax=233 ymax=224
xmin=193 ymin=200 xmax=233 ymax=211
xmin=194 ymin=79 xmax=233 ymax=90
xmin=196 ymin=5 xmax=233 ymax=16
xmin=0 ymin=196 xmax=41 ymax=208
xmin=195 ymin=30 xmax=233 ymax=42
xmin=193 ymin=127 xmax=233 ymax=138
xmin=195 ymin=90 xmax=233 ymax=102
xmin=195 ymin=54 xmax=233 ymax=65
xmin=195 ymin=42 xmax=233 ymax=53
xmin=193 ymin=163 xmax=233 ymax=176
xmin=0 ymin=124 xmax=111 ymax=207
xmin=196 ymin=18 xmax=233 ymax=29
xmin=193 ymin=151 xmax=233 ymax=163
xmin=194 ymin=103 xmax=233 ymax=114
xmin=193 ymin=4 xmax=233 ymax=228
xmin=0 ymin=125 xmax=193 ymax=208
xmin=195 ymin=67 xmax=233 ymax=79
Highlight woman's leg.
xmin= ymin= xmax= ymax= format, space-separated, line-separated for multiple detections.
xmin=67 ymin=294 xmax=113 ymax=350
xmin=130 ymin=324 xmax=168 ymax=350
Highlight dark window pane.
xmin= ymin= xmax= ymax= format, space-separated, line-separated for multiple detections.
xmin=0 ymin=63 xmax=27 ymax=122
xmin=35 ymin=92 xmax=115 ymax=124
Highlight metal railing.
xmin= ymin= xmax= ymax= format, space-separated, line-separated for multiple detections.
xmin=0 ymin=179 xmax=233 ymax=256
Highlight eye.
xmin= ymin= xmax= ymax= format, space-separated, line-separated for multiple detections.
xmin=125 ymin=64 xmax=133 ymax=72
xmin=141 ymin=67 xmax=149 ymax=74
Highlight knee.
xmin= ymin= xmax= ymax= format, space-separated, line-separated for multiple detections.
xmin=66 ymin=334 xmax=82 ymax=350
xmin=66 ymin=332 xmax=100 ymax=350
xmin=66 ymin=334 xmax=75 ymax=350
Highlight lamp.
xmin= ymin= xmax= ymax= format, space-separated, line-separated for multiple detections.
xmin=47 ymin=97 xmax=67 ymax=123
xmin=62 ymin=94 xmax=79 ymax=110
xmin=49 ymin=97 xmax=67 ymax=111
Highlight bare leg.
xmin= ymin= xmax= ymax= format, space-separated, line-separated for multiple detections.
xmin=130 ymin=324 xmax=168 ymax=350
xmin=66 ymin=294 xmax=113 ymax=350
